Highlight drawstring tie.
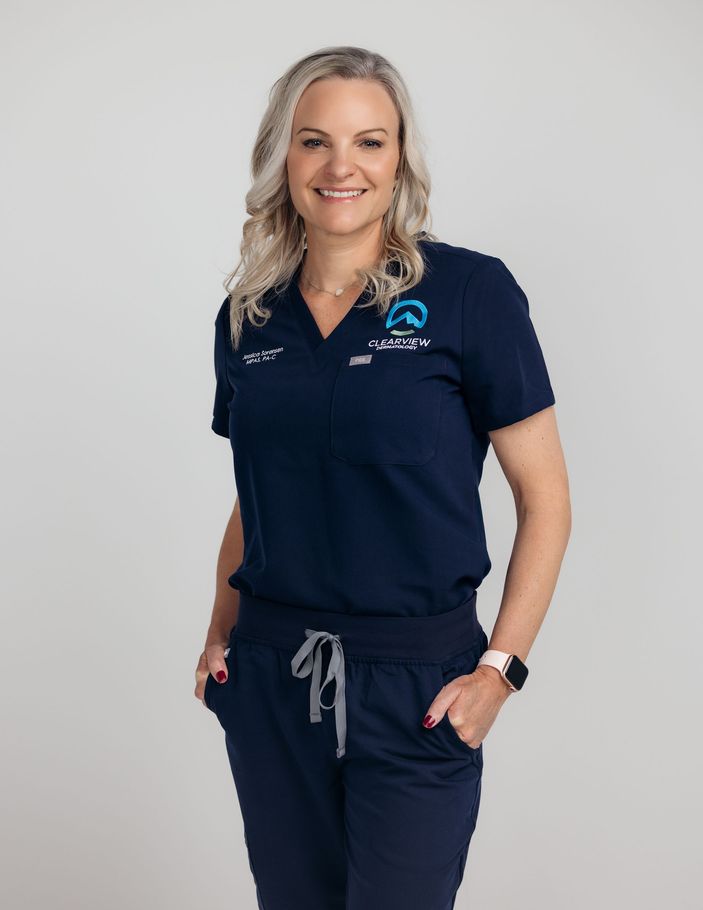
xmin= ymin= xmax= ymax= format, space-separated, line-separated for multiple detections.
xmin=291 ymin=629 xmax=347 ymax=759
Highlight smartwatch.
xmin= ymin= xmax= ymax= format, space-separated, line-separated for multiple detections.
xmin=477 ymin=649 xmax=528 ymax=692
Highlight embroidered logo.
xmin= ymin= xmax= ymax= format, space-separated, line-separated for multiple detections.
xmin=385 ymin=300 xmax=428 ymax=336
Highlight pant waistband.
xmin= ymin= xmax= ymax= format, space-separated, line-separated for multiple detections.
xmin=233 ymin=591 xmax=482 ymax=761
xmin=234 ymin=591 xmax=482 ymax=661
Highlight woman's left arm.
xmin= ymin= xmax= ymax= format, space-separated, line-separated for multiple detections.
xmin=478 ymin=403 xmax=571 ymax=678
xmin=424 ymin=404 xmax=571 ymax=744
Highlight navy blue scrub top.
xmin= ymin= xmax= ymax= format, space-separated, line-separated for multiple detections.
xmin=211 ymin=238 xmax=556 ymax=617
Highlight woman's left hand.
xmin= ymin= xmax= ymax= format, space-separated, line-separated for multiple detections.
xmin=422 ymin=665 xmax=513 ymax=748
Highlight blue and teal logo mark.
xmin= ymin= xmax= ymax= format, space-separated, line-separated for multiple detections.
xmin=385 ymin=299 xmax=427 ymax=336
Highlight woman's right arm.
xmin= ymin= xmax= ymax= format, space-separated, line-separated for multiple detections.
xmin=209 ymin=495 xmax=243 ymax=642
xmin=195 ymin=495 xmax=243 ymax=701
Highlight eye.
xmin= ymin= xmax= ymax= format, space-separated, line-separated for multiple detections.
xmin=301 ymin=138 xmax=383 ymax=149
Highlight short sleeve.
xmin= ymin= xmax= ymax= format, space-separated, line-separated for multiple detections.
xmin=211 ymin=297 xmax=235 ymax=438
xmin=461 ymin=257 xmax=555 ymax=433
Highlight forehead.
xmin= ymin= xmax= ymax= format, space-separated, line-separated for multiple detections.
xmin=293 ymin=77 xmax=399 ymax=132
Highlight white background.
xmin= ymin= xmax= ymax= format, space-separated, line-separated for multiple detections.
xmin=2 ymin=1 xmax=701 ymax=907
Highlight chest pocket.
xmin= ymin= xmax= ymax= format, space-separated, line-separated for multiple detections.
xmin=330 ymin=354 xmax=445 ymax=465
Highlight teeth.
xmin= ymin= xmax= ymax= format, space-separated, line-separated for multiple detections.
xmin=317 ymin=189 xmax=365 ymax=198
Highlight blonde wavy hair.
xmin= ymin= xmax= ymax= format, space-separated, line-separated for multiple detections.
xmin=222 ymin=45 xmax=439 ymax=350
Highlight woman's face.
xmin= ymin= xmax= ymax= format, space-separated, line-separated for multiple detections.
xmin=286 ymin=77 xmax=401 ymax=243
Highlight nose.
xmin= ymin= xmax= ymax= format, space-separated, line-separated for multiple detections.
xmin=322 ymin=145 xmax=359 ymax=180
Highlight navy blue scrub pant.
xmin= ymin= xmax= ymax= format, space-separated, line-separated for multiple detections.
xmin=204 ymin=591 xmax=489 ymax=910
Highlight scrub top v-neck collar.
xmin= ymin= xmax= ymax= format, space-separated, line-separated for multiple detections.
xmin=288 ymin=261 xmax=373 ymax=370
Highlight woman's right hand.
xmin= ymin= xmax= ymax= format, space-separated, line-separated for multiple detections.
xmin=195 ymin=637 xmax=229 ymax=705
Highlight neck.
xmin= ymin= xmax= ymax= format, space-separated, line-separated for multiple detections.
xmin=301 ymin=230 xmax=382 ymax=291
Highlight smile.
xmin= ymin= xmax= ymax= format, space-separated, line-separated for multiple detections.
xmin=314 ymin=188 xmax=367 ymax=198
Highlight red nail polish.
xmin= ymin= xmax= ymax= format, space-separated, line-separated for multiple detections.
xmin=423 ymin=714 xmax=435 ymax=728
xmin=216 ymin=670 xmax=226 ymax=682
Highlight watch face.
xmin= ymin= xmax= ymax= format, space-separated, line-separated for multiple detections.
xmin=505 ymin=655 xmax=528 ymax=690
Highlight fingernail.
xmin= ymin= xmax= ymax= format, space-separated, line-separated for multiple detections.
xmin=216 ymin=670 xmax=226 ymax=682
xmin=423 ymin=714 xmax=436 ymax=728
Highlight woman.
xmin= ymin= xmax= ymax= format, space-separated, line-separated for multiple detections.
xmin=195 ymin=45 xmax=570 ymax=910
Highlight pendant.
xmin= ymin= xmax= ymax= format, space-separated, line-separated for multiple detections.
xmin=335 ymin=288 xmax=343 ymax=297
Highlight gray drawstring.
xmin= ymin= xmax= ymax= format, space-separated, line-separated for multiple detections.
xmin=291 ymin=629 xmax=347 ymax=758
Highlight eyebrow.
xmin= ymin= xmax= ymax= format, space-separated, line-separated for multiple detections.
xmin=296 ymin=127 xmax=388 ymax=137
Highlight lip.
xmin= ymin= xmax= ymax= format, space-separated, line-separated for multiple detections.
xmin=314 ymin=187 xmax=368 ymax=203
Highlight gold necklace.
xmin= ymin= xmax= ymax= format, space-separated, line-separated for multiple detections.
xmin=301 ymin=268 xmax=361 ymax=298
